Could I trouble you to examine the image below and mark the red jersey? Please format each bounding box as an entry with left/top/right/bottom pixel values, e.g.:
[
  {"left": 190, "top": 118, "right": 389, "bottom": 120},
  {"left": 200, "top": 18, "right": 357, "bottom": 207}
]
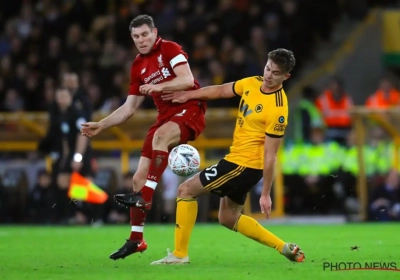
[{"left": 129, "top": 37, "right": 206, "bottom": 118}]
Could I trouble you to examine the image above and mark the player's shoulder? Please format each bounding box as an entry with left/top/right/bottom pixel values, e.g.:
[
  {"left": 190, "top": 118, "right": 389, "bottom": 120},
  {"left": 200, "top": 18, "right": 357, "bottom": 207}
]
[
  {"left": 131, "top": 54, "right": 142, "bottom": 65},
  {"left": 130, "top": 54, "right": 143, "bottom": 70},
  {"left": 160, "top": 39, "right": 185, "bottom": 56},
  {"left": 270, "top": 87, "right": 288, "bottom": 109},
  {"left": 160, "top": 39, "right": 182, "bottom": 49}
]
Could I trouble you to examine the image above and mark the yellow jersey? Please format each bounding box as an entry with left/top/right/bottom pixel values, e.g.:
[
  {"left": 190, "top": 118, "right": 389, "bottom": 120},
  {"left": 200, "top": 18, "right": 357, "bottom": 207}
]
[{"left": 224, "top": 76, "right": 289, "bottom": 169}]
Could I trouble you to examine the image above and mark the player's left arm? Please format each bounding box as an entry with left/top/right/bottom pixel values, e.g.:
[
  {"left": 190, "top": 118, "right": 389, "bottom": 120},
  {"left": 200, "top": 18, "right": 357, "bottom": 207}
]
[
  {"left": 261, "top": 110, "right": 288, "bottom": 197},
  {"left": 259, "top": 133, "right": 283, "bottom": 218},
  {"left": 158, "top": 63, "right": 195, "bottom": 92},
  {"left": 261, "top": 136, "right": 283, "bottom": 197}
]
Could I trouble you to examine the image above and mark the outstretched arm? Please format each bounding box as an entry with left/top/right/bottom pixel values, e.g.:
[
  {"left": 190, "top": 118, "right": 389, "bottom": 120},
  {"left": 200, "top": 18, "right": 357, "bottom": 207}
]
[
  {"left": 162, "top": 82, "right": 236, "bottom": 103},
  {"left": 81, "top": 95, "right": 144, "bottom": 137},
  {"left": 98, "top": 95, "right": 145, "bottom": 130}
]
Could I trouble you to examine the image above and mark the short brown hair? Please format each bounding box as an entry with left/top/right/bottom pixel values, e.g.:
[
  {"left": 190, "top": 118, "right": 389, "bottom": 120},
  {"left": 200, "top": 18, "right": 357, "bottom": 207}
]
[
  {"left": 268, "top": 48, "right": 296, "bottom": 73},
  {"left": 129, "top": 15, "right": 155, "bottom": 32}
]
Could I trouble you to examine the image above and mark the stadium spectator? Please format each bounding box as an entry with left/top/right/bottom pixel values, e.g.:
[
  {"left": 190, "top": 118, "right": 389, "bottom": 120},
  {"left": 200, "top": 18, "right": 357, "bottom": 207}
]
[
  {"left": 369, "top": 169, "right": 400, "bottom": 221},
  {"left": 106, "top": 172, "right": 133, "bottom": 224},
  {"left": 316, "top": 77, "right": 354, "bottom": 146},
  {"left": 365, "top": 76, "right": 400, "bottom": 108},
  {"left": 26, "top": 170, "right": 54, "bottom": 224},
  {"left": 294, "top": 86, "right": 325, "bottom": 144},
  {"left": 0, "top": 176, "right": 9, "bottom": 223}
]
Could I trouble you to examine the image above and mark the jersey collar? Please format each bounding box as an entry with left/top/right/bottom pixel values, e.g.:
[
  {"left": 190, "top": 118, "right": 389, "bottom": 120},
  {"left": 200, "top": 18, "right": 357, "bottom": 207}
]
[
  {"left": 152, "top": 36, "right": 162, "bottom": 50},
  {"left": 260, "top": 86, "right": 282, "bottom": 95}
]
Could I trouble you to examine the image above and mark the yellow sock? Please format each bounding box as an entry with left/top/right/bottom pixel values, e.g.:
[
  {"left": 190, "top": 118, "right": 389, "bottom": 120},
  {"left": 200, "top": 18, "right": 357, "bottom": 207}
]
[
  {"left": 234, "top": 215, "right": 285, "bottom": 253},
  {"left": 173, "top": 197, "right": 198, "bottom": 258}
]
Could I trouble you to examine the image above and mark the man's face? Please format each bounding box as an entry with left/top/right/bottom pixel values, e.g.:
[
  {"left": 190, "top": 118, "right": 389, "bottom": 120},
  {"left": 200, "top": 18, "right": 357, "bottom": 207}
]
[
  {"left": 131, "top": 24, "right": 157, "bottom": 55},
  {"left": 63, "top": 73, "right": 79, "bottom": 91},
  {"left": 56, "top": 89, "right": 72, "bottom": 110},
  {"left": 330, "top": 81, "right": 340, "bottom": 92},
  {"left": 263, "top": 59, "right": 290, "bottom": 90},
  {"left": 38, "top": 174, "right": 50, "bottom": 188},
  {"left": 380, "top": 78, "right": 392, "bottom": 92}
]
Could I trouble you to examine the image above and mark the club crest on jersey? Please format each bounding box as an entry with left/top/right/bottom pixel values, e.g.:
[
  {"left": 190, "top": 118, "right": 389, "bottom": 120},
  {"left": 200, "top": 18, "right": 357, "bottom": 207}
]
[
  {"left": 157, "top": 54, "right": 164, "bottom": 67},
  {"left": 255, "top": 104, "right": 263, "bottom": 113}
]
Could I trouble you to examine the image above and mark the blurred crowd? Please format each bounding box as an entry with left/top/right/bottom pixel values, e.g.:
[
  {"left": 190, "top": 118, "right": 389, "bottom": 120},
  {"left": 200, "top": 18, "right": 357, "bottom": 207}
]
[{"left": 0, "top": 0, "right": 368, "bottom": 111}]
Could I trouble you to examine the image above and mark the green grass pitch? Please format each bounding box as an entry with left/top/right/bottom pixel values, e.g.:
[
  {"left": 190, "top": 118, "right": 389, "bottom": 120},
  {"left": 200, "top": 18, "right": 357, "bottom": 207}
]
[{"left": 1, "top": 223, "right": 400, "bottom": 280}]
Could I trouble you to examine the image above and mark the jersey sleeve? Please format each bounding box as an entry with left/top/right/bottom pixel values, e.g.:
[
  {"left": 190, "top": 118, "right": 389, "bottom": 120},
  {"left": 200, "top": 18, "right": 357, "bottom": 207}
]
[
  {"left": 163, "top": 41, "right": 189, "bottom": 69},
  {"left": 128, "top": 61, "right": 144, "bottom": 96},
  {"left": 265, "top": 107, "right": 289, "bottom": 138},
  {"left": 232, "top": 78, "right": 251, "bottom": 96}
]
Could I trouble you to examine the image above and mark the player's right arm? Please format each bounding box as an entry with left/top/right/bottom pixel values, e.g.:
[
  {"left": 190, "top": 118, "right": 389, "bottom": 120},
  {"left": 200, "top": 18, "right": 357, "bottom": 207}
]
[
  {"left": 81, "top": 60, "right": 145, "bottom": 137},
  {"left": 99, "top": 95, "right": 144, "bottom": 130},
  {"left": 161, "top": 82, "right": 238, "bottom": 103},
  {"left": 81, "top": 95, "right": 144, "bottom": 137}
]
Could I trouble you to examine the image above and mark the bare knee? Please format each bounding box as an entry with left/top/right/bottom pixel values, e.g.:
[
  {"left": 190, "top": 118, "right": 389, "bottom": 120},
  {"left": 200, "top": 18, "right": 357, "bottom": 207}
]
[
  {"left": 153, "top": 129, "right": 167, "bottom": 147},
  {"left": 218, "top": 210, "right": 240, "bottom": 229},
  {"left": 132, "top": 173, "right": 146, "bottom": 192},
  {"left": 177, "top": 181, "right": 195, "bottom": 198},
  {"left": 176, "top": 173, "right": 206, "bottom": 199}
]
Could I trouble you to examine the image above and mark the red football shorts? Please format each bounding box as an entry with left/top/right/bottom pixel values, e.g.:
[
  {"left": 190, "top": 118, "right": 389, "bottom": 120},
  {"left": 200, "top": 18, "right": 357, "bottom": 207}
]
[{"left": 141, "top": 103, "right": 206, "bottom": 159}]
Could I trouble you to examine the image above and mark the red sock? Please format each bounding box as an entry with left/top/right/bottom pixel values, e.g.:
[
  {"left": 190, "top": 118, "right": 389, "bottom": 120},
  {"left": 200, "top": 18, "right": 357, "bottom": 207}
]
[
  {"left": 129, "top": 207, "right": 146, "bottom": 241},
  {"left": 141, "top": 150, "right": 169, "bottom": 203}
]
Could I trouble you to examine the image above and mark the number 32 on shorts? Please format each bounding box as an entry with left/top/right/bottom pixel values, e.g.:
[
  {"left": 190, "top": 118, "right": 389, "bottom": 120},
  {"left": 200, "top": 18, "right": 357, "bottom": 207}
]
[{"left": 204, "top": 164, "right": 218, "bottom": 180}]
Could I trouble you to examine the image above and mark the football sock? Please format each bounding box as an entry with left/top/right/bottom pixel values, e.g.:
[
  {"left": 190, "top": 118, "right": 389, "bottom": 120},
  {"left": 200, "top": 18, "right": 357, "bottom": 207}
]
[
  {"left": 234, "top": 214, "right": 285, "bottom": 253},
  {"left": 141, "top": 150, "right": 169, "bottom": 204},
  {"left": 173, "top": 198, "right": 198, "bottom": 258},
  {"left": 129, "top": 206, "right": 146, "bottom": 241}
]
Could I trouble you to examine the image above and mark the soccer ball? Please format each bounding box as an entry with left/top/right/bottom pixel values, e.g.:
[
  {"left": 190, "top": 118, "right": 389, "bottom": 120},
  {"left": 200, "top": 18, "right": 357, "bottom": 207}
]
[{"left": 168, "top": 144, "right": 200, "bottom": 177}]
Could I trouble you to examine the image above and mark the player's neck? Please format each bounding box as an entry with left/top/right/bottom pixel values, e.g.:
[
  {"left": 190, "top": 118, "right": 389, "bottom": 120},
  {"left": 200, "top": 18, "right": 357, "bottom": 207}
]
[{"left": 261, "top": 84, "right": 282, "bottom": 93}]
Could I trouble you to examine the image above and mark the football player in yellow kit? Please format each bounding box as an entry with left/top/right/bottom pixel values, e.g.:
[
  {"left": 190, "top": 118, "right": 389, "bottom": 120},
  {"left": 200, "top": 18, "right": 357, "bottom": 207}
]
[{"left": 152, "top": 48, "right": 305, "bottom": 265}]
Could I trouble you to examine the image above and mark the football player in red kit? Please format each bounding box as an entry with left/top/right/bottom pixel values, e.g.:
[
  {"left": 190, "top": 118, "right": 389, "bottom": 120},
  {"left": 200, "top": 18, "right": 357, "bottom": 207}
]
[{"left": 81, "top": 15, "right": 206, "bottom": 260}]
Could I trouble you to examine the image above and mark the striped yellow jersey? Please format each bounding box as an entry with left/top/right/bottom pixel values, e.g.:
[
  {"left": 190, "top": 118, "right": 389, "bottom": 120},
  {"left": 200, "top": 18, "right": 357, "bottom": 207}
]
[{"left": 224, "top": 76, "right": 289, "bottom": 169}]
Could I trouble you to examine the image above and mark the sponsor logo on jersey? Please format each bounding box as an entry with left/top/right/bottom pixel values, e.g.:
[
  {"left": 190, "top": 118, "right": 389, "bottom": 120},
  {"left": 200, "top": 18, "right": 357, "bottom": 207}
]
[
  {"left": 274, "top": 124, "right": 286, "bottom": 132},
  {"left": 144, "top": 70, "right": 160, "bottom": 83}
]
